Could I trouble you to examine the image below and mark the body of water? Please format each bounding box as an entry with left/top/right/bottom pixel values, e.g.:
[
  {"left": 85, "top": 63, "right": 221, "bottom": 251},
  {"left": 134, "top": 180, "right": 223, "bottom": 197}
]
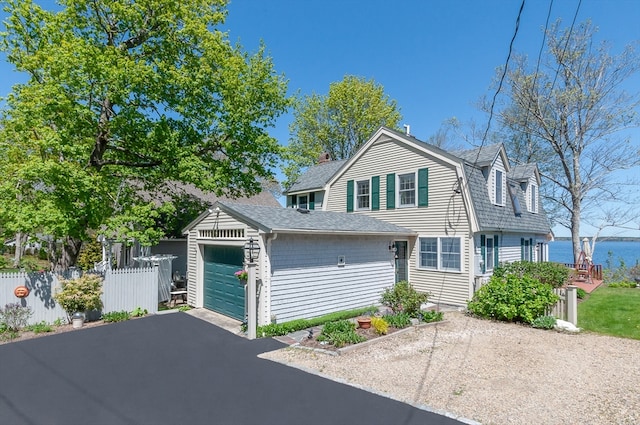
[{"left": 549, "top": 240, "right": 640, "bottom": 268}]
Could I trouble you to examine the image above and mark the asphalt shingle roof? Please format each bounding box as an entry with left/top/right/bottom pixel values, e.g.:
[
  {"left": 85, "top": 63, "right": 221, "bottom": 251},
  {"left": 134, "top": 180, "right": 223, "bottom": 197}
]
[
  {"left": 509, "top": 164, "right": 538, "bottom": 181},
  {"left": 287, "top": 160, "right": 347, "bottom": 193},
  {"left": 465, "top": 164, "right": 550, "bottom": 233},
  {"left": 452, "top": 144, "right": 503, "bottom": 166},
  {"left": 219, "top": 202, "right": 415, "bottom": 235}
]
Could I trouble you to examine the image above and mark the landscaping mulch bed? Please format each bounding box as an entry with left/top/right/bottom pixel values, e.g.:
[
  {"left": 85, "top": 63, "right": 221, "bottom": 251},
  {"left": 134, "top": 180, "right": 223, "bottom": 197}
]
[
  {"left": 0, "top": 319, "right": 108, "bottom": 346},
  {"left": 296, "top": 324, "right": 407, "bottom": 353}
]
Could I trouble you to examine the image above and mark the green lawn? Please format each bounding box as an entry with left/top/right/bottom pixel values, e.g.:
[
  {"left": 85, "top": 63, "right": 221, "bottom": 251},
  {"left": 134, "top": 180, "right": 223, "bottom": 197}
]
[{"left": 578, "top": 286, "right": 640, "bottom": 340}]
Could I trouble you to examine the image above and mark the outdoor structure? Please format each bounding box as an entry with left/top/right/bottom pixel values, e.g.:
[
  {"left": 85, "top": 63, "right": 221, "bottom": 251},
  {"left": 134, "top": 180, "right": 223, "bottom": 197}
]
[
  {"left": 285, "top": 126, "right": 552, "bottom": 307},
  {"left": 183, "top": 202, "right": 414, "bottom": 325}
]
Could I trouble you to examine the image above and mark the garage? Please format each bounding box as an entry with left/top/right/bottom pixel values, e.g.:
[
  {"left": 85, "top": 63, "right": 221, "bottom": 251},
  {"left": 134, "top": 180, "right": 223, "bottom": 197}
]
[{"left": 203, "top": 245, "right": 245, "bottom": 320}]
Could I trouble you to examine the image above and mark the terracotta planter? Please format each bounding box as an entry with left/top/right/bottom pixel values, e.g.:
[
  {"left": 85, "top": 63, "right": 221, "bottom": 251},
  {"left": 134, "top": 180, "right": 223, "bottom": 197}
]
[{"left": 357, "top": 317, "right": 372, "bottom": 329}]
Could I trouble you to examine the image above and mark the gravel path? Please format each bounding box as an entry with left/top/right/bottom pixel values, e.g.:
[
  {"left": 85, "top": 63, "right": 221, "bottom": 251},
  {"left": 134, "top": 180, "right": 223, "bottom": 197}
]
[{"left": 261, "top": 311, "right": 640, "bottom": 425}]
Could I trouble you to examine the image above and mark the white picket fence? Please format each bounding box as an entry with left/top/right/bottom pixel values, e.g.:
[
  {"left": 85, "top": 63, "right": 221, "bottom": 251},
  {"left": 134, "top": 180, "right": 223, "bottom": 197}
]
[
  {"left": 0, "top": 267, "right": 159, "bottom": 325},
  {"left": 547, "top": 286, "right": 578, "bottom": 325}
]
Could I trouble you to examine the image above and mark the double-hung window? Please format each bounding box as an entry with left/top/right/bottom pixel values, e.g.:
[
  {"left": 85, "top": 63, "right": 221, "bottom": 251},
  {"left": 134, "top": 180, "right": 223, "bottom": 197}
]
[
  {"left": 398, "top": 173, "right": 415, "bottom": 207},
  {"left": 530, "top": 184, "right": 538, "bottom": 213},
  {"left": 356, "top": 180, "right": 370, "bottom": 210},
  {"left": 485, "top": 237, "right": 494, "bottom": 272},
  {"left": 495, "top": 170, "right": 503, "bottom": 205},
  {"left": 419, "top": 236, "right": 462, "bottom": 272}
]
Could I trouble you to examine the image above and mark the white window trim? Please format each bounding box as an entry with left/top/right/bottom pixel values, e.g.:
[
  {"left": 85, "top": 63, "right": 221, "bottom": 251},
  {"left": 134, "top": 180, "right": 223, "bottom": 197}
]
[
  {"left": 485, "top": 236, "right": 494, "bottom": 272},
  {"left": 529, "top": 184, "right": 538, "bottom": 213},
  {"left": 356, "top": 179, "right": 371, "bottom": 211},
  {"left": 397, "top": 171, "right": 417, "bottom": 208},
  {"left": 417, "top": 235, "right": 463, "bottom": 273},
  {"left": 297, "top": 194, "right": 308, "bottom": 209}
]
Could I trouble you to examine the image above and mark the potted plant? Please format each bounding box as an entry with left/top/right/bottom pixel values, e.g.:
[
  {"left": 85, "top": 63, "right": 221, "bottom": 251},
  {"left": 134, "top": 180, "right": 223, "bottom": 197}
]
[
  {"left": 234, "top": 269, "right": 248, "bottom": 285},
  {"left": 54, "top": 274, "right": 104, "bottom": 326},
  {"left": 357, "top": 316, "right": 372, "bottom": 329}
]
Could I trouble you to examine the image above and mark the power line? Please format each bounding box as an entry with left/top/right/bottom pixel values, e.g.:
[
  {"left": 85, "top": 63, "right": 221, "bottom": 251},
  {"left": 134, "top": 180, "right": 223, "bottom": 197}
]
[{"left": 475, "top": 0, "right": 526, "bottom": 165}]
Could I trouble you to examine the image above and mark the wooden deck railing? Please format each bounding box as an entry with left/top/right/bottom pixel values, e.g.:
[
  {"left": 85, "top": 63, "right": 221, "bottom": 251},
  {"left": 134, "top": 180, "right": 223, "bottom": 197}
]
[{"left": 562, "top": 263, "right": 603, "bottom": 281}]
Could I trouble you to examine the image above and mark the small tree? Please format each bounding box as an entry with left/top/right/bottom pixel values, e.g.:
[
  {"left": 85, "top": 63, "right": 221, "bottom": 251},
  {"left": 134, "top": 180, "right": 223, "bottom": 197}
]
[{"left": 54, "top": 274, "right": 103, "bottom": 319}]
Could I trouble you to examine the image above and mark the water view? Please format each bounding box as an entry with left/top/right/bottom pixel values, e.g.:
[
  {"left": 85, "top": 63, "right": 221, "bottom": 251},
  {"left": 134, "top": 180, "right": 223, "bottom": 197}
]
[{"left": 549, "top": 239, "right": 640, "bottom": 268}]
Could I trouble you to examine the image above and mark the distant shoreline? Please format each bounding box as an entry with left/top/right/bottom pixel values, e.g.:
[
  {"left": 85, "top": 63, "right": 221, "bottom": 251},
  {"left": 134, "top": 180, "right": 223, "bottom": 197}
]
[{"left": 553, "top": 237, "right": 640, "bottom": 242}]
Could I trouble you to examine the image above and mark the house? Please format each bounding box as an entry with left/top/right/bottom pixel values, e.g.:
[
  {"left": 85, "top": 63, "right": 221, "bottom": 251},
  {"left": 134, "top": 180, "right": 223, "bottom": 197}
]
[
  {"left": 110, "top": 181, "right": 281, "bottom": 276},
  {"left": 284, "top": 126, "right": 552, "bottom": 307},
  {"left": 183, "top": 201, "right": 414, "bottom": 324}
]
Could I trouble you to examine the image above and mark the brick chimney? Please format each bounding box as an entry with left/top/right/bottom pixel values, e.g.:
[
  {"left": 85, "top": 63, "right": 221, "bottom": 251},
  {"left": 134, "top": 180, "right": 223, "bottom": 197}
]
[{"left": 318, "top": 152, "right": 331, "bottom": 164}]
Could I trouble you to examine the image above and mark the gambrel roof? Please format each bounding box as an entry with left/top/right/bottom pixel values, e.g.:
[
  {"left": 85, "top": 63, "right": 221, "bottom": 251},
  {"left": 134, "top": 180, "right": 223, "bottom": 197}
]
[{"left": 285, "top": 126, "right": 551, "bottom": 236}]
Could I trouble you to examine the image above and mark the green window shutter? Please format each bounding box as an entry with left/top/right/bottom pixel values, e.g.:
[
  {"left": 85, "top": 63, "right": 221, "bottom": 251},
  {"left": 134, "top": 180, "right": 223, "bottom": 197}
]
[
  {"left": 346, "top": 180, "right": 354, "bottom": 212},
  {"left": 309, "top": 192, "right": 315, "bottom": 210},
  {"left": 530, "top": 238, "right": 534, "bottom": 261},
  {"left": 480, "top": 235, "right": 486, "bottom": 274},
  {"left": 418, "top": 168, "right": 429, "bottom": 207},
  {"left": 521, "top": 238, "right": 525, "bottom": 260},
  {"left": 386, "top": 174, "right": 395, "bottom": 209},
  {"left": 494, "top": 235, "right": 499, "bottom": 269},
  {"left": 371, "top": 176, "right": 380, "bottom": 211}
]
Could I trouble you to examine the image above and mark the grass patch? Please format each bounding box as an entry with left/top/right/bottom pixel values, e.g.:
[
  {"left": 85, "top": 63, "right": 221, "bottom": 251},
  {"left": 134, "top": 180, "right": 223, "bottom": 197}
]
[{"left": 578, "top": 286, "right": 640, "bottom": 340}]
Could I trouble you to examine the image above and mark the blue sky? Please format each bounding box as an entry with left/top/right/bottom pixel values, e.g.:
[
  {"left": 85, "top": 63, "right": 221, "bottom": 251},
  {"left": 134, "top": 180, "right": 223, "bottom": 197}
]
[{"left": 1, "top": 1, "right": 639, "bottom": 237}]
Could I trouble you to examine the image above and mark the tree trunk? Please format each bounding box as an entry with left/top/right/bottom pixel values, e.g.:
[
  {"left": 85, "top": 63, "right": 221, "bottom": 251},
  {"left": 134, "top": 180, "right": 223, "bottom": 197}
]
[
  {"left": 59, "top": 237, "right": 83, "bottom": 270},
  {"left": 12, "top": 232, "right": 27, "bottom": 268},
  {"left": 571, "top": 203, "right": 581, "bottom": 264}
]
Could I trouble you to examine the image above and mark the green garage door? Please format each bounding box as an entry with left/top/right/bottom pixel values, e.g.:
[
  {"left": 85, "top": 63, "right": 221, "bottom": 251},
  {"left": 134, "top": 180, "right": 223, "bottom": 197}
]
[{"left": 203, "top": 246, "right": 245, "bottom": 320}]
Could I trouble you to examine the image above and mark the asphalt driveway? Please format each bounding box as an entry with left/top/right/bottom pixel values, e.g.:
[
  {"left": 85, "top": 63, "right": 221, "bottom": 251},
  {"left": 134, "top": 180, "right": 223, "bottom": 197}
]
[{"left": 0, "top": 312, "right": 463, "bottom": 425}]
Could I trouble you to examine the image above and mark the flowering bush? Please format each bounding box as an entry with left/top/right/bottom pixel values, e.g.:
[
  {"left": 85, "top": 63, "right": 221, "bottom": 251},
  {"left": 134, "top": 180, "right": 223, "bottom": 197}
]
[
  {"left": 0, "top": 303, "right": 33, "bottom": 331},
  {"left": 54, "top": 274, "right": 103, "bottom": 318},
  {"left": 234, "top": 269, "right": 248, "bottom": 280}
]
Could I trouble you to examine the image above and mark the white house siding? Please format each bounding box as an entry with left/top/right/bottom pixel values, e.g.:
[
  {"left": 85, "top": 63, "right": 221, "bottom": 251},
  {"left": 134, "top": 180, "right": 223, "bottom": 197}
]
[
  {"left": 269, "top": 234, "right": 395, "bottom": 323},
  {"left": 325, "top": 136, "right": 474, "bottom": 306}
]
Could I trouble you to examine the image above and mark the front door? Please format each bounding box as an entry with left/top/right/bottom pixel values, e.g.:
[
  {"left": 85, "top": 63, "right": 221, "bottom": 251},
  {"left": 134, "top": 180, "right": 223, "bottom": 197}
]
[{"left": 394, "top": 241, "right": 408, "bottom": 283}]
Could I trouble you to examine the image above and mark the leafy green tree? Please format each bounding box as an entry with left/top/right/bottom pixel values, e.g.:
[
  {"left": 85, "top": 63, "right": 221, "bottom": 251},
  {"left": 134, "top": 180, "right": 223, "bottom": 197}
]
[
  {"left": 284, "top": 75, "right": 401, "bottom": 187},
  {"left": 0, "top": 0, "right": 289, "bottom": 269},
  {"left": 492, "top": 20, "right": 640, "bottom": 262}
]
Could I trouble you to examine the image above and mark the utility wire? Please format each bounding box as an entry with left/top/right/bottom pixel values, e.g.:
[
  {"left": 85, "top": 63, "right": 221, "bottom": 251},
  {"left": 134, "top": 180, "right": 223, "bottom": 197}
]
[{"left": 475, "top": 0, "right": 526, "bottom": 166}]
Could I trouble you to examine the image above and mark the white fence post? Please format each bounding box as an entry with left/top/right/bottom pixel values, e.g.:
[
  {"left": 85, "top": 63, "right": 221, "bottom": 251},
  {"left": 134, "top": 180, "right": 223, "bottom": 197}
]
[{"left": 566, "top": 285, "right": 578, "bottom": 326}]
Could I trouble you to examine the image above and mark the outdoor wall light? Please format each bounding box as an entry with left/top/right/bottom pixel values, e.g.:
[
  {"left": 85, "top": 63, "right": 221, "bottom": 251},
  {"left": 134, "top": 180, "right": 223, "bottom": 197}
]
[
  {"left": 388, "top": 243, "right": 397, "bottom": 253},
  {"left": 244, "top": 237, "right": 260, "bottom": 263}
]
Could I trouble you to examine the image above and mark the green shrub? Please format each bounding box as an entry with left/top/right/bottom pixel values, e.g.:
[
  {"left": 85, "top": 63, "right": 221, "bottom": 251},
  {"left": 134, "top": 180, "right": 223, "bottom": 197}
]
[
  {"left": 76, "top": 239, "right": 104, "bottom": 271},
  {"left": 54, "top": 274, "right": 103, "bottom": 317},
  {"left": 177, "top": 305, "right": 192, "bottom": 312},
  {"left": 380, "top": 281, "right": 428, "bottom": 317},
  {"left": 532, "top": 315, "right": 557, "bottom": 329},
  {"left": 607, "top": 281, "right": 638, "bottom": 288},
  {"left": 316, "top": 320, "right": 365, "bottom": 348},
  {"left": 37, "top": 247, "right": 48, "bottom": 260},
  {"left": 576, "top": 288, "right": 587, "bottom": 299},
  {"left": 493, "top": 261, "right": 570, "bottom": 288},
  {"left": 102, "top": 311, "right": 131, "bottom": 322},
  {"left": 256, "top": 306, "right": 376, "bottom": 337},
  {"left": 371, "top": 317, "right": 389, "bottom": 335},
  {"left": 383, "top": 312, "right": 412, "bottom": 328},
  {"left": 26, "top": 321, "right": 54, "bottom": 334},
  {"left": 19, "top": 257, "right": 39, "bottom": 272},
  {"left": 131, "top": 307, "right": 148, "bottom": 317},
  {"left": 0, "top": 255, "right": 8, "bottom": 269},
  {"left": 420, "top": 310, "right": 444, "bottom": 323},
  {"left": 467, "top": 274, "right": 559, "bottom": 324},
  {"left": 0, "top": 303, "right": 33, "bottom": 331}
]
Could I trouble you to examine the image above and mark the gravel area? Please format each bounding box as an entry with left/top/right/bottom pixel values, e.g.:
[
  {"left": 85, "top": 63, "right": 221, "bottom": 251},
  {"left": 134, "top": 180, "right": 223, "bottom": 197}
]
[{"left": 261, "top": 311, "right": 640, "bottom": 425}]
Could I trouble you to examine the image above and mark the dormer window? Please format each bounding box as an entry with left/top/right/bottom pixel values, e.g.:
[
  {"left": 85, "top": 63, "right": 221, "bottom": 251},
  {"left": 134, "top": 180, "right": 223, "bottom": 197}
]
[
  {"left": 529, "top": 184, "right": 538, "bottom": 213},
  {"left": 495, "top": 170, "right": 504, "bottom": 205}
]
